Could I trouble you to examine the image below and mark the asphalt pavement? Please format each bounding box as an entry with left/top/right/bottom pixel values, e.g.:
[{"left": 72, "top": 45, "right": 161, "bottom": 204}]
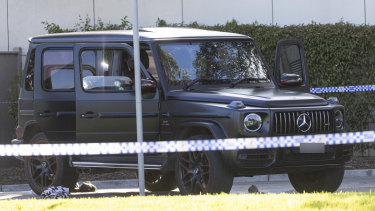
[{"left": 1, "top": 169, "right": 375, "bottom": 200}]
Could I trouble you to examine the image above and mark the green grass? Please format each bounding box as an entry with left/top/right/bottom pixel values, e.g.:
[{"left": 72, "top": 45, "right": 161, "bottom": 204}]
[{"left": 1, "top": 192, "right": 374, "bottom": 211}]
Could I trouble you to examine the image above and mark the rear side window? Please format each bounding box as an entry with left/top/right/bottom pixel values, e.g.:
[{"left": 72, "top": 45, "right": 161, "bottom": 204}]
[
  {"left": 25, "top": 49, "right": 35, "bottom": 91},
  {"left": 42, "top": 49, "right": 74, "bottom": 90}
]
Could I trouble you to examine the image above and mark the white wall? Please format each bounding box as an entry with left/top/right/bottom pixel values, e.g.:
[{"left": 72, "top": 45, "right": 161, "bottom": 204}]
[
  {"left": 0, "top": 0, "right": 8, "bottom": 51},
  {"left": 183, "top": 0, "right": 272, "bottom": 25},
  {"left": 93, "top": 0, "right": 131, "bottom": 27},
  {"left": 367, "top": 0, "right": 375, "bottom": 25},
  {"left": 1, "top": 0, "right": 374, "bottom": 63},
  {"left": 139, "top": 0, "right": 182, "bottom": 26},
  {"left": 7, "top": 0, "right": 93, "bottom": 58},
  {"left": 274, "top": 0, "right": 365, "bottom": 26}
]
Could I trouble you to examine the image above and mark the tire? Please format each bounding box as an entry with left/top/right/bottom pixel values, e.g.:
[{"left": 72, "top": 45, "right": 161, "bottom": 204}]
[
  {"left": 288, "top": 167, "right": 344, "bottom": 193},
  {"left": 24, "top": 133, "right": 79, "bottom": 195},
  {"left": 175, "top": 135, "right": 233, "bottom": 195},
  {"left": 145, "top": 171, "right": 177, "bottom": 192}
]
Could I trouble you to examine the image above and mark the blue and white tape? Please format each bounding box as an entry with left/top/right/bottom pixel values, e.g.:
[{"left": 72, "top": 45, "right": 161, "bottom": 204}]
[
  {"left": 310, "top": 85, "right": 375, "bottom": 94},
  {"left": 0, "top": 131, "right": 373, "bottom": 157},
  {"left": 1, "top": 84, "right": 374, "bottom": 157}
]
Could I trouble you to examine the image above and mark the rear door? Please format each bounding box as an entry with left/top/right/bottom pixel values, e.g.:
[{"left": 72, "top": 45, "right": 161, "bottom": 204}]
[
  {"left": 273, "top": 40, "right": 309, "bottom": 93},
  {"left": 33, "top": 44, "right": 75, "bottom": 142},
  {"left": 74, "top": 43, "right": 159, "bottom": 143}
]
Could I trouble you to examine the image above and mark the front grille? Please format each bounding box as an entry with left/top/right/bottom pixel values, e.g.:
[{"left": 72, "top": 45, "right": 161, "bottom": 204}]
[{"left": 273, "top": 110, "right": 333, "bottom": 135}]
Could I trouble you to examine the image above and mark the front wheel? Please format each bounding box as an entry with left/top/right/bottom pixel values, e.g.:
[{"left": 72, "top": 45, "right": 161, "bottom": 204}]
[
  {"left": 288, "top": 167, "right": 344, "bottom": 193},
  {"left": 24, "top": 133, "right": 79, "bottom": 195},
  {"left": 175, "top": 135, "right": 233, "bottom": 195}
]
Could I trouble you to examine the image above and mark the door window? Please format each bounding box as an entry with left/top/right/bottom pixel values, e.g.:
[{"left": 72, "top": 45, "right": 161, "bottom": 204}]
[
  {"left": 80, "top": 49, "right": 138, "bottom": 92},
  {"left": 42, "top": 49, "right": 74, "bottom": 90}
]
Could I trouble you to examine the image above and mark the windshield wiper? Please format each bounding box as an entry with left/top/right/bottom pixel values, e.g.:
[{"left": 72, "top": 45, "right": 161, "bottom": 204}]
[
  {"left": 230, "top": 77, "right": 268, "bottom": 88},
  {"left": 183, "top": 78, "right": 203, "bottom": 91}
]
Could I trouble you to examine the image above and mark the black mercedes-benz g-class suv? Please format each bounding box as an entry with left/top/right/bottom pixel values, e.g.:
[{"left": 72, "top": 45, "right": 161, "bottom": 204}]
[{"left": 12, "top": 28, "right": 352, "bottom": 195}]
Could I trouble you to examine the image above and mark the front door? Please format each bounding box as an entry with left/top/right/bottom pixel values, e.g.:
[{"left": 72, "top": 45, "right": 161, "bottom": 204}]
[{"left": 74, "top": 43, "right": 159, "bottom": 143}]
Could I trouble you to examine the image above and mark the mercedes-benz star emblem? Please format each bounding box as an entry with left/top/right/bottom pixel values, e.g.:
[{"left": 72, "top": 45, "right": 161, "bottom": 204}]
[{"left": 296, "top": 113, "right": 312, "bottom": 132}]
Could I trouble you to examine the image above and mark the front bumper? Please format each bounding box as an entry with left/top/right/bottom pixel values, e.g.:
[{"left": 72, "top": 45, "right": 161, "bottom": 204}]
[{"left": 222, "top": 144, "right": 353, "bottom": 176}]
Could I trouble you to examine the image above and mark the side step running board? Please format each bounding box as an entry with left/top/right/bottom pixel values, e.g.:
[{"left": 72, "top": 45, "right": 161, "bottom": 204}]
[{"left": 71, "top": 161, "right": 162, "bottom": 170}]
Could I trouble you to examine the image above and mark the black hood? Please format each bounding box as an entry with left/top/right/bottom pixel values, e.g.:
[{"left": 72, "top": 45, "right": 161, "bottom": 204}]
[{"left": 167, "top": 88, "right": 328, "bottom": 108}]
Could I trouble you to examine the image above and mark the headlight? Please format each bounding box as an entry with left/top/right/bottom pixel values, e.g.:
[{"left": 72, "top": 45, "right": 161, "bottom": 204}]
[
  {"left": 335, "top": 110, "right": 344, "bottom": 130},
  {"left": 244, "top": 113, "right": 262, "bottom": 132}
]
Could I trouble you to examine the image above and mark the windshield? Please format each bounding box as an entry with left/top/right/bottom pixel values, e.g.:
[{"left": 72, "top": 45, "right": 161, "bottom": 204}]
[{"left": 157, "top": 40, "right": 272, "bottom": 89}]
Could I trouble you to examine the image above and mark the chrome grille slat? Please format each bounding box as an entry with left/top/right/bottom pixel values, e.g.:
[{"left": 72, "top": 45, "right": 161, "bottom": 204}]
[
  {"left": 284, "top": 113, "right": 287, "bottom": 134},
  {"left": 279, "top": 113, "right": 282, "bottom": 134},
  {"left": 273, "top": 110, "right": 333, "bottom": 135},
  {"left": 274, "top": 113, "right": 278, "bottom": 134}
]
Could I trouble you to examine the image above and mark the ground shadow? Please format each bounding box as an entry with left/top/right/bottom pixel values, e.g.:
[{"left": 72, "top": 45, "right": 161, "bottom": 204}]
[{"left": 71, "top": 190, "right": 181, "bottom": 198}]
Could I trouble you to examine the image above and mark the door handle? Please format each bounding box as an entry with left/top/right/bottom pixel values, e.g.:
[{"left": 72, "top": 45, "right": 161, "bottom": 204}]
[
  {"left": 39, "top": 112, "right": 55, "bottom": 118},
  {"left": 80, "top": 113, "right": 98, "bottom": 119}
]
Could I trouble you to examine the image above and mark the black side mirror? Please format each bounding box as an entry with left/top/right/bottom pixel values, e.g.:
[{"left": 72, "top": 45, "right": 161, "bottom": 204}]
[
  {"left": 141, "top": 79, "right": 157, "bottom": 99},
  {"left": 280, "top": 73, "right": 302, "bottom": 86}
]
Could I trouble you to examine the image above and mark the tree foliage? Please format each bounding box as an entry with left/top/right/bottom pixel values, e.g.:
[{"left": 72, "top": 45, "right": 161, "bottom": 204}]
[{"left": 42, "top": 15, "right": 132, "bottom": 34}]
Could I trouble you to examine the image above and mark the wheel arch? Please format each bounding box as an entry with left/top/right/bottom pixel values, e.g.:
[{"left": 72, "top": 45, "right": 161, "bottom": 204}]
[
  {"left": 162, "top": 121, "right": 228, "bottom": 173},
  {"left": 22, "top": 121, "right": 42, "bottom": 143},
  {"left": 175, "top": 121, "right": 228, "bottom": 140}
]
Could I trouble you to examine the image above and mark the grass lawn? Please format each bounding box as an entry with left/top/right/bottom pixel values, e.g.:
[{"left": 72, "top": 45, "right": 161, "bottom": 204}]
[{"left": 1, "top": 192, "right": 374, "bottom": 211}]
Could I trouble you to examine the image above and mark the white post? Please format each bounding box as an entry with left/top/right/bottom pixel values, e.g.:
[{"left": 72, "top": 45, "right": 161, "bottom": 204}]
[{"left": 132, "top": 0, "right": 145, "bottom": 196}]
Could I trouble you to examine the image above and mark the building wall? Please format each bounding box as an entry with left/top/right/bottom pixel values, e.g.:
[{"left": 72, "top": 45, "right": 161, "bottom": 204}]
[
  {"left": 0, "top": 0, "right": 8, "bottom": 51},
  {"left": 1, "top": 0, "right": 374, "bottom": 62}
]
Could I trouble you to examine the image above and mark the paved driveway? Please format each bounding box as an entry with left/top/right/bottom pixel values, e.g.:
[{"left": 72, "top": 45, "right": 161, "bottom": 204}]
[{"left": 1, "top": 170, "right": 375, "bottom": 200}]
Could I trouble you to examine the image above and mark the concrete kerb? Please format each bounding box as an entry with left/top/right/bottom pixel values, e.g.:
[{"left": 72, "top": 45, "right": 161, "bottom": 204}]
[{"left": 1, "top": 169, "right": 374, "bottom": 193}]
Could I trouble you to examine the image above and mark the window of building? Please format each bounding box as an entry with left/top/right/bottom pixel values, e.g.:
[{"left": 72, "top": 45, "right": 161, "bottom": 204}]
[{"left": 42, "top": 49, "right": 74, "bottom": 90}]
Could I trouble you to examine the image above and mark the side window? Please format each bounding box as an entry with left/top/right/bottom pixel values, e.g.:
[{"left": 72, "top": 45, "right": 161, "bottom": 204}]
[
  {"left": 142, "top": 49, "right": 158, "bottom": 81},
  {"left": 81, "top": 49, "right": 138, "bottom": 92},
  {"left": 25, "top": 49, "right": 35, "bottom": 91},
  {"left": 42, "top": 49, "right": 74, "bottom": 90}
]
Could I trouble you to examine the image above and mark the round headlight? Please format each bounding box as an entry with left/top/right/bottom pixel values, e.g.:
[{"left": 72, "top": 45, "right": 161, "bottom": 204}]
[
  {"left": 244, "top": 113, "right": 262, "bottom": 132},
  {"left": 335, "top": 110, "right": 344, "bottom": 130}
]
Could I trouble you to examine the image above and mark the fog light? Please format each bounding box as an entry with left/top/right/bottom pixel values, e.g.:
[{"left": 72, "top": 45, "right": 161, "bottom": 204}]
[{"left": 244, "top": 113, "right": 262, "bottom": 132}]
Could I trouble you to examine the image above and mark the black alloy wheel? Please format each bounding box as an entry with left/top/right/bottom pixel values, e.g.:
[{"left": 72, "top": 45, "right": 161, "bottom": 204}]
[
  {"left": 24, "top": 133, "right": 78, "bottom": 195},
  {"left": 27, "top": 155, "right": 58, "bottom": 189},
  {"left": 177, "top": 151, "right": 211, "bottom": 194},
  {"left": 175, "top": 135, "right": 233, "bottom": 195}
]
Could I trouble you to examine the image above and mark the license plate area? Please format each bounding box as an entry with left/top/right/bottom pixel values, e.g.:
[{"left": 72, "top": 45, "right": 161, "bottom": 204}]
[{"left": 299, "top": 143, "right": 325, "bottom": 153}]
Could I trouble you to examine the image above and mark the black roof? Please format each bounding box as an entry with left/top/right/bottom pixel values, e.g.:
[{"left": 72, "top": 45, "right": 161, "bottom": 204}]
[{"left": 29, "top": 27, "right": 251, "bottom": 43}]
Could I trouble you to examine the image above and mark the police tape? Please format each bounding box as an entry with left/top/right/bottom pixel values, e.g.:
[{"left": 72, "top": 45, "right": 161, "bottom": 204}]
[
  {"left": 0, "top": 130, "right": 373, "bottom": 156},
  {"left": 310, "top": 85, "right": 375, "bottom": 94}
]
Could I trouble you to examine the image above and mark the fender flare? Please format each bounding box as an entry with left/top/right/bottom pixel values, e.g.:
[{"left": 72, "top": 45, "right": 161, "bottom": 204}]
[{"left": 175, "top": 121, "right": 228, "bottom": 140}]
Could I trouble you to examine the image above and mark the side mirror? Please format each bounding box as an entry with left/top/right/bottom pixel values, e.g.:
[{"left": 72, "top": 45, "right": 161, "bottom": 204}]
[
  {"left": 141, "top": 79, "right": 157, "bottom": 99},
  {"left": 274, "top": 40, "right": 309, "bottom": 92},
  {"left": 280, "top": 73, "right": 302, "bottom": 86}
]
